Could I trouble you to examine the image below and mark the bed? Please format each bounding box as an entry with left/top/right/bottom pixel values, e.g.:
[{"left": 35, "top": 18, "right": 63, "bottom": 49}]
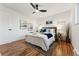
[{"left": 25, "top": 27, "right": 57, "bottom": 51}]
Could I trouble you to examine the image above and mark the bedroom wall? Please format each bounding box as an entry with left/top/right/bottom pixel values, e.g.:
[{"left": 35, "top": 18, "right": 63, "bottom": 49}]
[
  {"left": 52, "top": 10, "right": 71, "bottom": 31},
  {"left": 35, "top": 11, "right": 71, "bottom": 38},
  {"left": 70, "top": 4, "right": 79, "bottom": 55},
  {"left": 35, "top": 10, "right": 71, "bottom": 27},
  {"left": 0, "top": 5, "right": 31, "bottom": 45},
  {"left": 53, "top": 11, "right": 71, "bottom": 25},
  {"left": 52, "top": 11, "right": 71, "bottom": 39}
]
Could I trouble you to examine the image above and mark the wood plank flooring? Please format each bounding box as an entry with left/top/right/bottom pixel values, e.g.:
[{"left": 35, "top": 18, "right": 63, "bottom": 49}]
[
  {"left": 49, "top": 40, "right": 74, "bottom": 56},
  {"left": 0, "top": 39, "right": 74, "bottom": 56}
]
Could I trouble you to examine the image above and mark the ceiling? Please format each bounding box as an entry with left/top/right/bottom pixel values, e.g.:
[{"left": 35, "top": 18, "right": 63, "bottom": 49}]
[{"left": 0, "top": 3, "right": 74, "bottom": 19}]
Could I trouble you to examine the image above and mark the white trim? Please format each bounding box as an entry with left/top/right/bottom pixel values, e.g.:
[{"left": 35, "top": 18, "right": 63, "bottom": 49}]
[
  {"left": 71, "top": 40, "right": 79, "bottom": 55},
  {"left": 73, "top": 47, "right": 79, "bottom": 56}
]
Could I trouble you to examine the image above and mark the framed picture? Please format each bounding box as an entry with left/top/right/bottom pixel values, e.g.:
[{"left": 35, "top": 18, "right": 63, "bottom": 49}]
[
  {"left": 46, "top": 21, "right": 52, "bottom": 24},
  {"left": 19, "top": 19, "right": 33, "bottom": 32},
  {"left": 27, "top": 23, "right": 33, "bottom": 31},
  {"left": 20, "top": 20, "right": 27, "bottom": 30}
]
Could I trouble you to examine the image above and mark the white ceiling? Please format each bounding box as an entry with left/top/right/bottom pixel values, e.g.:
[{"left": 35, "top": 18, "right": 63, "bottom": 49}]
[{"left": 0, "top": 3, "right": 74, "bottom": 19}]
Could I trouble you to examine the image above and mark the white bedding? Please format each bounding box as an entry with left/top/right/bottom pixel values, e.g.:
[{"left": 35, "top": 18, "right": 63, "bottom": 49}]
[{"left": 25, "top": 33, "right": 55, "bottom": 51}]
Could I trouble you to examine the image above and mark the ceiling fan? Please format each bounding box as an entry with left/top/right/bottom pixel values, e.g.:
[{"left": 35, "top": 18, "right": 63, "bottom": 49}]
[{"left": 30, "top": 3, "right": 47, "bottom": 14}]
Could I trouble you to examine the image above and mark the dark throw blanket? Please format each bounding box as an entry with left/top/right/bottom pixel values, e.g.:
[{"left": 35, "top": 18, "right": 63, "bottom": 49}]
[{"left": 44, "top": 33, "right": 53, "bottom": 39}]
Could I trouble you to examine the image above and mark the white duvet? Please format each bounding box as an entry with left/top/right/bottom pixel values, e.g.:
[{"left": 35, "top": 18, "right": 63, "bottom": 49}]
[{"left": 25, "top": 33, "right": 55, "bottom": 51}]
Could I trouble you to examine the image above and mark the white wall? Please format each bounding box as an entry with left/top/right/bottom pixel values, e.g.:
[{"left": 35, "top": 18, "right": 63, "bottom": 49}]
[
  {"left": 35, "top": 11, "right": 71, "bottom": 37},
  {"left": 53, "top": 11, "right": 71, "bottom": 24},
  {"left": 53, "top": 11, "right": 71, "bottom": 40},
  {"left": 0, "top": 5, "right": 29, "bottom": 45},
  {"left": 35, "top": 11, "right": 71, "bottom": 27},
  {"left": 70, "top": 4, "right": 79, "bottom": 55}
]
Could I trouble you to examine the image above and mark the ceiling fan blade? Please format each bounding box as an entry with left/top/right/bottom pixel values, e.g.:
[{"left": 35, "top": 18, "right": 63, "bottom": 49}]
[
  {"left": 30, "top": 3, "right": 47, "bottom": 14},
  {"left": 32, "top": 12, "right": 36, "bottom": 14},
  {"left": 36, "top": 4, "right": 38, "bottom": 10},
  {"left": 30, "top": 3, "right": 36, "bottom": 9},
  {"left": 39, "top": 10, "right": 47, "bottom": 12}
]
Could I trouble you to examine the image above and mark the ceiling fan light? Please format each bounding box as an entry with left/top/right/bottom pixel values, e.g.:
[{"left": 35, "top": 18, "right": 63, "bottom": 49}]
[{"left": 35, "top": 9, "right": 39, "bottom": 13}]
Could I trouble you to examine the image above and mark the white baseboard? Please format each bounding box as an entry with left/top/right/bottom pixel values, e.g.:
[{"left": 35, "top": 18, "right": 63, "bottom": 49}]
[
  {"left": 71, "top": 41, "right": 79, "bottom": 56},
  {"left": 73, "top": 46, "right": 79, "bottom": 56}
]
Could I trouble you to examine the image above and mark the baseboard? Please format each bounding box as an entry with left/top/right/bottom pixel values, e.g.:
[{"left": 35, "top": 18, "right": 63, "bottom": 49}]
[
  {"left": 73, "top": 46, "right": 79, "bottom": 56},
  {"left": 71, "top": 41, "right": 79, "bottom": 56}
]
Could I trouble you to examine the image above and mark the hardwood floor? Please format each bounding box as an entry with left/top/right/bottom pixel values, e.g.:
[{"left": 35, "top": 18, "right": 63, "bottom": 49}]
[
  {"left": 49, "top": 40, "right": 74, "bottom": 56},
  {"left": 0, "top": 39, "right": 74, "bottom": 56}
]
